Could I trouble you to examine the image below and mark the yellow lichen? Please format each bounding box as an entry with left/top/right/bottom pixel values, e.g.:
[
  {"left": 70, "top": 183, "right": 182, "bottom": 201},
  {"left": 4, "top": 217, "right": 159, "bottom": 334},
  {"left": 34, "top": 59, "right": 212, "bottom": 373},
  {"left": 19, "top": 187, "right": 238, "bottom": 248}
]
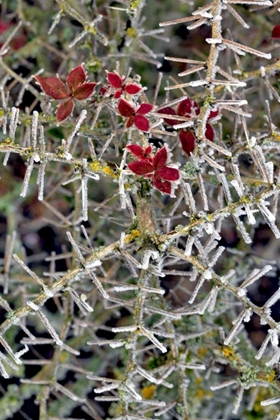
[
  {"left": 221, "top": 345, "right": 235, "bottom": 360},
  {"left": 126, "top": 27, "right": 137, "bottom": 38},
  {"left": 265, "top": 370, "right": 276, "bottom": 383},
  {"left": 103, "top": 165, "right": 118, "bottom": 178},
  {"left": 142, "top": 384, "right": 156, "bottom": 399},
  {"left": 89, "top": 160, "right": 118, "bottom": 179},
  {"left": 197, "top": 347, "right": 208, "bottom": 357},
  {"left": 125, "top": 229, "right": 140, "bottom": 243}
]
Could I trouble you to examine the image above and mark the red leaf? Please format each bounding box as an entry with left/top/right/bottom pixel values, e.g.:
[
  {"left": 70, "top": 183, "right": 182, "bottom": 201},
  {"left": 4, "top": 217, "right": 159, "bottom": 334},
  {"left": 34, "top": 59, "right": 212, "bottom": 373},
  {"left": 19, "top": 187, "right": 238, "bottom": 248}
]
[
  {"left": 153, "top": 147, "right": 167, "bottom": 170},
  {"left": 157, "top": 107, "right": 177, "bottom": 126},
  {"left": 128, "top": 160, "right": 154, "bottom": 175},
  {"left": 66, "top": 65, "right": 86, "bottom": 92},
  {"left": 179, "top": 129, "right": 196, "bottom": 155},
  {"left": 137, "top": 103, "right": 153, "bottom": 115},
  {"left": 11, "top": 33, "right": 27, "bottom": 50},
  {"left": 114, "top": 89, "right": 123, "bottom": 99},
  {"left": 125, "top": 84, "right": 142, "bottom": 94},
  {"left": 178, "top": 98, "right": 199, "bottom": 116},
  {"left": 118, "top": 98, "right": 135, "bottom": 117},
  {"left": 272, "top": 25, "right": 280, "bottom": 39},
  {"left": 158, "top": 167, "right": 179, "bottom": 181},
  {"left": 107, "top": 72, "right": 123, "bottom": 88},
  {"left": 126, "top": 116, "right": 134, "bottom": 128},
  {"left": 127, "top": 144, "right": 145, "bottom": 157},
  {"left": 153, "top": 175, "right": 171, "bottom": 194},
  {"left": 134, "top": 115, "right": 150, "bottom": 132},
  {"left": 56, "top": 98, "right": 74, "bottom": 122},
  {"left": 208, "top": 108, "right": 219, "bottom": 120},
  {"left": 73, "top": 82, "right": 97, "bottom": 100},
  {"left": 177, "top": 98, "right": 192, "bottom": 116},
  {"left": 144, "top": 145, "right": 152, "bottom": 156},
  {"left": 0, "top": 20, "right": 12, "bottom": 35},
  {"left": 126, "top": 145, "right": 147, "bottom": 158},
  {"left": 205, "top": 123, "right": 214, "bottom": 141},
  {"left": 35, "top": 76, "right": 70, "bottom": 100}
]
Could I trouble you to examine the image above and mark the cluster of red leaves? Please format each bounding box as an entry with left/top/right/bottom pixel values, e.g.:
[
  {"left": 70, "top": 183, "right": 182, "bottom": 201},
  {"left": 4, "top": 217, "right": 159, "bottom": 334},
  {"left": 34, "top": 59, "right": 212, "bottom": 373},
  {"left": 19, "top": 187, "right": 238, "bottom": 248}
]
[
  {"left": 35, "top": 67, "right": 153, "bottom": 130},
  {"left": 106, "top": 71, "right": 142, "bottom": 99},
  {"left": 127, "top": 144, "right": 179, "bottom": 194},
  {"left": 159, "top": 97, "right": 218, "bottom": 155},
  {"left": 118, "top": 99, "right": 153, "bottom": 132},
  {"left": 0, "top": 19, "right": 26, "bottom": 52},
  {"left": 35, "top": 65, "right": 97, "bottom": 122},
  {"left": 102, "top": 72, "right": 152, "bottom": 131}
]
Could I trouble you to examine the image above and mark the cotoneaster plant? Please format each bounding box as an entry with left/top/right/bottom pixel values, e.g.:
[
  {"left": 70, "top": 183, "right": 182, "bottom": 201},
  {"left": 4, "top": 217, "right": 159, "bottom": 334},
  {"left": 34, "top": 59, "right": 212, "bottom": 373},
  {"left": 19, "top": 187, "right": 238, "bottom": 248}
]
[{"left": 0, "top": 1, "right": 280, "bottom": 420}]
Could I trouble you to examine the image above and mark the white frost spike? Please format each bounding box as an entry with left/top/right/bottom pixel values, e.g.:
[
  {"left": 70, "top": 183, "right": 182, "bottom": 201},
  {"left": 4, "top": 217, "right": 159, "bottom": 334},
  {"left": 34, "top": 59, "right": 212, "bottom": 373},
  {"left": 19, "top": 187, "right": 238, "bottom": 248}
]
[
  {"left": 185, "top": 235, "right": 194, "bottom": 256},
  {"left": 210, "top": 379, "right": 236, "bottom": 391},
  {"left": 15, "top": 344, "right": 29, "bottom": 359},
  {"left": 231, "top": 180, "right": 243, "bottom": 197},
  {"left": 255, "top": 334, "right": 270, "bottom": 360},
  {"left": 20, "top": 157, "right": 34, "bottom": 197},
  {"left": 86, "top": 259, "right": 101, "bottom": 269},
  {"left": 31, "top": 110, "right": 38, "bottom": 149},
  {"left": 94, "top": 382, "right": 120, "bottom": 394},
  {"left": 261, "top": 396, "right": 280, "bottom": 407},
  {"left": 37, "top": 310, "right": 63, "bottom": 346},
  {"left": 232, "top": 214, "right": 252, "bottom": 244},
  {"left": 258, "top": 201, "right": 280, "bottom": 239},
  {"left": 142, "top": 250, "right": 152, "bottom": 269},
  {"left": 27, "top": 301, "right": 39, "bottom": 311},
  {"left": 240, "top": 265, "right": 272, "bottom": 289},
  {"left": 141, "top": 327, "right": 167, "bottom": 353},
  {"left": 232, "top": 387, "right": 244, "bottom": 415},
  {"left": 219, "top": 173, "right": 232, "bottom": 202},
  {"left": 112, "top": 326, "right": 137, "bottom": 333},
  {"left": 224, "top": 310, "right": 245, "bottom": 345},
  {"left": 266, "top": 348, "right": 280, "bottom": 367},
  {"left": 64, "top": 109, "right": 87, "bottom": 153},
  {"left": 9, "top": 107, "right": 20, "bottom": 141},
  {"left": 244, "top": 309, "right": 251, "bottom": 323},
  {"left": 268, "top": 329, "right": 279, "bottom": 347},
  {"left": 264, "top": 288, "right": 280, "bottom": 309}
]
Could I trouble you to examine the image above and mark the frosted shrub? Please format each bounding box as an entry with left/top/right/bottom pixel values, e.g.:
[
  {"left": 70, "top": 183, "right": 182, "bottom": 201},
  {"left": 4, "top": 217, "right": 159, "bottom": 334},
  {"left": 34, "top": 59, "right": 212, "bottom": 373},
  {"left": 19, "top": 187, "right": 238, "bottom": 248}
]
[{"left": 0, "top": 0, "right": 280, "bottom": 419}]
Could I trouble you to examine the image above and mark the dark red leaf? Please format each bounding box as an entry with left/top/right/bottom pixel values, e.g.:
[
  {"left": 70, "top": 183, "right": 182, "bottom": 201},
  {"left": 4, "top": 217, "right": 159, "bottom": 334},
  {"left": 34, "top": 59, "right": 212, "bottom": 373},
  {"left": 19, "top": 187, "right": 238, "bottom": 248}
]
[
  {"left": 272, "top": 25, "right": 280, "bottom": 39},
  {"left": 144, "top": 145, "right": 152, "bottom": 156},
  {"left": 158, "top": 167, "right": 179, "bottom": 181},
  {"left": 11, "top": 33, "right": 27, "bottom": 50},
  {"left": 153, "top": 147, "right": 168, "bottom": 170},
  {"left": 118, "top": 98, "right": 135, "bottom": 117},
  {"left": 114, "top": 89, "right": 123, "bottom": 99},
  {"left": 128, "top": 160, "right": 154, "bottom": 175},
  {"left": 178, "top": 98, "right": 200, "bottom": 116},
  {"left": 125, "top": 84, "right": 142, "bottom": 95},
  {"left": 134, "top": 115, "right": 150, "bottom": 132},
  {"left": 66, "top": 65, "right": 86, "bottom": 92},
  {"left": 126, "top": 116, "right": 134, "bottom": 128},
  {"left": 177, "top": 98, "right": 193, "bottom": 116},
  {"left": 208, "top": 108, "right": 219, "bottom": 120},
  {"left": 127, "top": 144, "right": 146, "bottom": 158},
  {"left": 205, "top": 123, "right": 214, "bottom": 141},
  {"left": 137, "top": 103, "right": 153, "bottom": 115},
  {"left": 35, "top": 76, "right": 70, "bottom": 100},
  {"left": 153, "top": 175, "right": 171, "bottom": 194},
  {"left": 0, "top": 20, "right": 12, "bottom": 35},
  {"left": 73, "top": 82, "right": 97, "bottom": 100},
  {"left": 179, "top": 129, "right": 196, "bottom": 155},
  {"left": 107, "top": 72, "right": 123, "bottom": 88},
  {"left": 157, "top": 107, "right": 177, "bottom": 126},
  {"left": 56, "top": 98, "right": 74, "bottom": 122}
]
